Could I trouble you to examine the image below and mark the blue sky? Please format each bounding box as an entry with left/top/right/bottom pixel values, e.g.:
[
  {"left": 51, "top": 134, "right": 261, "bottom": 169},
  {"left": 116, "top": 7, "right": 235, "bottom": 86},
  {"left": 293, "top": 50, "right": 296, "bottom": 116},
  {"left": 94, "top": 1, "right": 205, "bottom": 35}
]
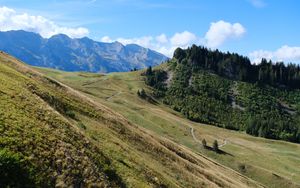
[{"left": 0, "top": 0, "right": 299, "bottom": 62}]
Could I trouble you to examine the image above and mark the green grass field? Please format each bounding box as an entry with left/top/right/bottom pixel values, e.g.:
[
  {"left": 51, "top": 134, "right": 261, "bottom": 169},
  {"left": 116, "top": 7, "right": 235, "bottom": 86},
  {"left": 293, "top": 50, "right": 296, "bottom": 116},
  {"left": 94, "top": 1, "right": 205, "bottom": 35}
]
[
  {"left": 1, "top": 52, "right": 266, "bottom": 187},
  {"left": 37, "top": 67, "right": 300, "bottom": 188}
]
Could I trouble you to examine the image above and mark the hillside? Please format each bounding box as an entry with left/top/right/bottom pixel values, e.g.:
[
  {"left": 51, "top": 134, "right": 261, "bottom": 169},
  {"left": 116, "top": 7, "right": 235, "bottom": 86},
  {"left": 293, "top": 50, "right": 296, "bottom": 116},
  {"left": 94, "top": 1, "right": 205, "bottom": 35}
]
[
  {"left": 0, "top": 52, "right": 265, "bottom": 187},
  {"left": 143, "top": 45, "right": 300, "bottom": 144},
  {"left": 38, "top": 65, "right": 300, "bottom": 187},
  {"left": 0, "top": 30, "right": 167, "bottom": 73}
]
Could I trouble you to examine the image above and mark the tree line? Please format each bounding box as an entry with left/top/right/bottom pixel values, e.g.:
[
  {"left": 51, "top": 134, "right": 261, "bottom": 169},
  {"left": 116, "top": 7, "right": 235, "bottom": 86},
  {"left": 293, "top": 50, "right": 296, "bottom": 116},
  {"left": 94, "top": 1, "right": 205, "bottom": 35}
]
[{"left": 174, "top": 45, "right": 300, "bottom": 88}]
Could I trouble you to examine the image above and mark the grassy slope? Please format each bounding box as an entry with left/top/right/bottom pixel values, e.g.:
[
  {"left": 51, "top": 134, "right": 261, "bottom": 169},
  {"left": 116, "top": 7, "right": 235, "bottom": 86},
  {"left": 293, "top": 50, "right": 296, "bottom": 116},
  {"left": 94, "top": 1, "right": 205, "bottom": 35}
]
[
  {"left": 0, "top": 52, "right": 263, "bottom": 187},
  {"left": 37, "top": 65, "right": 300, "bottom": 188}
]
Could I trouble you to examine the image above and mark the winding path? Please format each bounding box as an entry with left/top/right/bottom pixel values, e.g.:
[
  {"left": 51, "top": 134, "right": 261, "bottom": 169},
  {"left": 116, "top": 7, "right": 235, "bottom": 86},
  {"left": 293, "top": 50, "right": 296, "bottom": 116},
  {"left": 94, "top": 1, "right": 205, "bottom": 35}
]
[
  {"left": 106, "top": 91, "right": 122, "bottom": 101},
  {"left": 219, "top": 139, "right": 227, "bottom": 148},
  {"left": 190, "top": 126, "right": 201, "bottom": 143},
  {"left": 189, "top": 126, "right": 227, "bottom": 148}
]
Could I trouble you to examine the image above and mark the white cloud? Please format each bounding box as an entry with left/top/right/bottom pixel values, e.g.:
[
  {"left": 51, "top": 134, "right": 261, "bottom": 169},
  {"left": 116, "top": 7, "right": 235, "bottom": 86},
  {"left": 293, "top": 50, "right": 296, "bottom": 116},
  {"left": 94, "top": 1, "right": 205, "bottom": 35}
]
[
  {"left": 117, "top": 36, "right": 154, "bottom": 47},
  {"left": 100, "top": 31, "right": 201, "bottom": 57},
  {"left": 170, "top": 31, "right": 197, "bottom": 47},
  {"left": 0, "top": 7, "right": 246, "bottom": 57},
  {"left": 249, "top": 45, "right": 300, "bottom": 64},
  {"left": 100, "top": 21, "right": 246, "bottom": 57},
  {"left": 205, "top": 20, "right": 246, "bottom": 48},
  {"left": 100, "top": 36, "right": 113, "bottom": 43},
  {"left": 156, "top": 34, "right": 168, "bottom": 44},
  {"left": 249, "top": 50, "right": 273, "bottom": 64},
  {"left": 0, "top": 6, "right": 89, "bottom": 38}
]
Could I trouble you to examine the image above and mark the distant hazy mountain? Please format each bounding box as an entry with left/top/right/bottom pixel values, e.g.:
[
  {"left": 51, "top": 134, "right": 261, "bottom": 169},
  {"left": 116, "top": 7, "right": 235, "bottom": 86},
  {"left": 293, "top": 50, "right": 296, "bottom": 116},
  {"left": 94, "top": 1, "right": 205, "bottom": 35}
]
[{"left": 0, "top": 30, "right": 168, "bottom": 72}]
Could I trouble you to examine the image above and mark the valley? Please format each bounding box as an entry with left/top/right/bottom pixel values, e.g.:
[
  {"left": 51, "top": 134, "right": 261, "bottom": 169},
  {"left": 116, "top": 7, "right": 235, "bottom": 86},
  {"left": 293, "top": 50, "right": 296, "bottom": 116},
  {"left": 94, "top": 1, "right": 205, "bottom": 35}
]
[
  {"left": 1, "top": 1, "right": 299, "bottom": 187},
  {"left": 38, "top": 65, "right": 300, "bottom": 188}
]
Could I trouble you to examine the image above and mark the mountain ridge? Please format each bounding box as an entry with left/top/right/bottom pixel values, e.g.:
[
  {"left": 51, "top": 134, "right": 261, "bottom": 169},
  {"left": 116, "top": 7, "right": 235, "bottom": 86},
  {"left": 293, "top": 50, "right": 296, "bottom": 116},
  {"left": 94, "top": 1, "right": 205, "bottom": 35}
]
[{"left": 0, "top": 30, "right": 168, "bottom": 73}]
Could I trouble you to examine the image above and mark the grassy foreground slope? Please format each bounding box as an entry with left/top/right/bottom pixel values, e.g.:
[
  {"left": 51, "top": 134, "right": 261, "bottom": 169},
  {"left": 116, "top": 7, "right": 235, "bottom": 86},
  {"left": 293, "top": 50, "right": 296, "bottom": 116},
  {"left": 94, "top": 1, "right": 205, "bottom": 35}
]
[
  {"left": 38, "top": 66, "right": 300, "bottom": 188},
  {"left": 0, "top": 51, "right": 263, "bottom": 187}
]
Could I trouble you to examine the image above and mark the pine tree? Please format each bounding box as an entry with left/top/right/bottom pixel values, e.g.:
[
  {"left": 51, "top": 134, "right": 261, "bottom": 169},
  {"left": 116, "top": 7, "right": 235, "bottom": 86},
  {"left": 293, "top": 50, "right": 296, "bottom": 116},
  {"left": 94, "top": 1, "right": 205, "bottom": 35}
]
[
  {"left": 213, "top": 140, "right": 219, "bottom": 152},
  {"left": 146, "top": 66, "right": 153, "bottom": 76},
  {"left": 202, "top": 139, "right": 207, "bottom": 148},
  {"left": 140, "top": 89, "right": 146, "bottom": 98}
]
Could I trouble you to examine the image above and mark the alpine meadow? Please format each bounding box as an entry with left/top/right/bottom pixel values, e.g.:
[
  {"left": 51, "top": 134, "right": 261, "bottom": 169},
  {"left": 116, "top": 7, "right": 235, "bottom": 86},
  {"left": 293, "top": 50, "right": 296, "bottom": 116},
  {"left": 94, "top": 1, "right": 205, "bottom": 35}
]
[{"left": 0, "top": 0, "right": 300, "bottom": 188}]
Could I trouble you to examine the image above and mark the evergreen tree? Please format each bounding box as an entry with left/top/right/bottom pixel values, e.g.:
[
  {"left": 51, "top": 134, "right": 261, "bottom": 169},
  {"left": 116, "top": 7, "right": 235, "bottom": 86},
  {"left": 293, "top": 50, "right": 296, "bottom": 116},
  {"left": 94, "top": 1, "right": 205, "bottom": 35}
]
[
  {"left": 174, "top": 47, "right": 186, "bottom": 61},
  {"left": 137, "top": 89, "right": 146, "bottom": 98},
  {"left": 140, "top": 89, "right": 146, "bottom": 98},
  {"left": 146, "top": 66, "right": 153, "bottom": 76},
  {"left": 213, "top": 140, "right": 219, "bottom": 152},
  {"left": 202, "top": 139, "right": 207, "bottom": 148}
]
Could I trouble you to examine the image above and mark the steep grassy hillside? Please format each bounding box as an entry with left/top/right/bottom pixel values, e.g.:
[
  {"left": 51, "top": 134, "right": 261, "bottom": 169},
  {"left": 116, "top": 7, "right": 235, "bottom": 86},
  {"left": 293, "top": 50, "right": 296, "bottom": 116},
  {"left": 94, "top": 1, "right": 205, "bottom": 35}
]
[
  {"left": 0, "top": 52, "right": 264, "bottom": 187},
  {"left": 38, "top": 66, "right": 300, "bottom": 188}
]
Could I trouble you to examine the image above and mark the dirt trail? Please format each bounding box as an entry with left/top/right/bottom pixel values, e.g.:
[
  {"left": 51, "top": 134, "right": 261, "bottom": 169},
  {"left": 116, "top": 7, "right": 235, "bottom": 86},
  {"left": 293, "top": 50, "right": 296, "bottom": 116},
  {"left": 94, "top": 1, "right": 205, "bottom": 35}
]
[
  {"left": 219, "top": 139, "right": 227, "bottom": 148},
  {"left": 189, "top": 126, "right": 227, "bottom": 148},
  {"left": 106, "top": 91, "right": 122, "bottom": 101},
  {"left": 190, "top": 126, "right": 201, "bottom": 143}
]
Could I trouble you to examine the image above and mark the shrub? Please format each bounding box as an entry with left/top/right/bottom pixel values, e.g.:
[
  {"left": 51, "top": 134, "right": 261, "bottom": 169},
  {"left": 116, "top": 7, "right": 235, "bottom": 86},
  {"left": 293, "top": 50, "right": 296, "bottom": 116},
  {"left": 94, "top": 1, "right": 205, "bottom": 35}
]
[
  {"left": 213, "top": 140, "right": 219, "bottom": 152},
  {"left": 65, "top": 110, "right": 76, "bottom": 119},
  {"left": 137, "top": 89, "right": 146, "bottom": 98},
  {"left": 201, "top": 139, "right": 207, "bottom": 148},
  {"left": 78, "top": 122, "right": 87, "bottom": 130},
  {"left": 0, "top": 149, "right": 35, "bottom": 187},
  {"left": 238, "top": 164, "right": 247, "bottom": 173}
]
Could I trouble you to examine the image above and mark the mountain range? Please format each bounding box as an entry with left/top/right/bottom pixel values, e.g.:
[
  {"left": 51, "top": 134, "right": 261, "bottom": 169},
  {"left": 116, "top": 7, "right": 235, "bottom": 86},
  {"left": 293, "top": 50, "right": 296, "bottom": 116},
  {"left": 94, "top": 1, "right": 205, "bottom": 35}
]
[{"left": 0, "top": 30, "right": 168, "bottom": 72}]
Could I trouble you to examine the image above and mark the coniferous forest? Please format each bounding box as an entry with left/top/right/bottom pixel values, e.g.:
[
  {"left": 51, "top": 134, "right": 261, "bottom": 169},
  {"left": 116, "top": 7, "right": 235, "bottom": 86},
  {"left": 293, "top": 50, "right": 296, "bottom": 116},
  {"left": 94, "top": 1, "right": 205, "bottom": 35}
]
[{"left": 143, "top": 45, "right": 300, "bottom": 143}]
